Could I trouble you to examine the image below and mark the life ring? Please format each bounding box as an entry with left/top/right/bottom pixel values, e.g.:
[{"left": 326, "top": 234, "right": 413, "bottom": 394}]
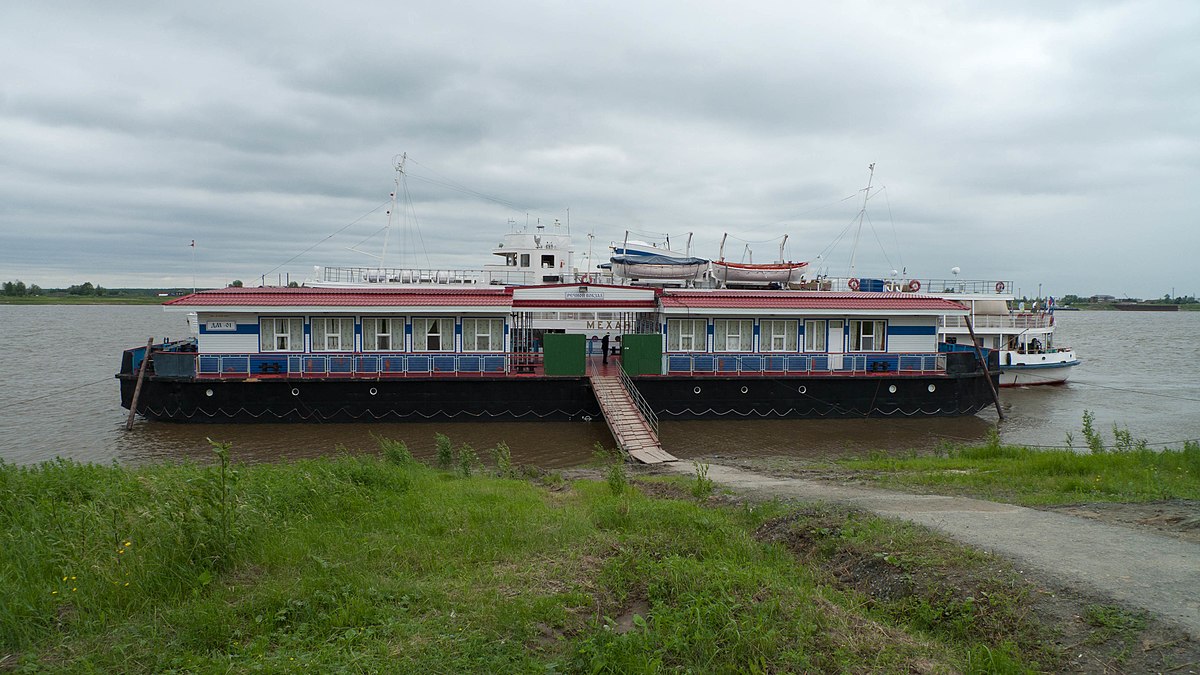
[
  {"left": 848, "top": 278, "right": 860, "bottom": 291},
  {"left": 995, "top": 281, "right": 1006, "bottom": 293},
  {"left": 907, "top": 279, "right": 921, "bottom": 292},
  {"left": 581, "top": 274, "right": 591, "bottom": 283}
]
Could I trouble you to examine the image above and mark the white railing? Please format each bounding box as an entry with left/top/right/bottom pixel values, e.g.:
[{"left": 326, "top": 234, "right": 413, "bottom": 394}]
[
  {"left": 790, "top": 276, "right": 1013, "bottom": 295},
  {"left": 617, "top": 361, "right": 659, "bottom": 436},
  {"left": 939, "top": 314, "right": 1052, "bottom": 330},
  {"left": 314, "top": 266, "right": 618, "bottom": 287}
]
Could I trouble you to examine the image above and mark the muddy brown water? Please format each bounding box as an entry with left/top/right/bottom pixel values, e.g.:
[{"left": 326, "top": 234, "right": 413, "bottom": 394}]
[{"left": 2, "top": 305, "right": 1198, "bottom": 467}]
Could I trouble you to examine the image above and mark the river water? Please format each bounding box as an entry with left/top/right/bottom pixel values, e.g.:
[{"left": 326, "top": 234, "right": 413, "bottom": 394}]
[{"left": 1, "top": 305, "right": 1198, "bottom": 468}]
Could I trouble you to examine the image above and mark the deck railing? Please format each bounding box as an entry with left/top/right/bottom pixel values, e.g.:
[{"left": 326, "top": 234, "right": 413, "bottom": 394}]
[
  {"left": 663, "top": 351, "right": 946, "bottom": 375},
  {"left": 790, "top": 277, "right": 1013, "bottom": 295},
  {"left": 938, "top": 314, "right": 1052, "bottom": 330},
  {"left": 617, "top": 361, "right": 659, "bottom": 437},
  {"left": 191, "top": 352, "right": 544, "bottom": 379},
  {"left": 314, "top": 266, "right": 618, "bottom": 287}
]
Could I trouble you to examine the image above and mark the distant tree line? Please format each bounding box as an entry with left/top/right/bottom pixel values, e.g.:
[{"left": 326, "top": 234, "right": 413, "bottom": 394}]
[
  {"left": 1056, "top": 293, "right": 1197, "bottom": 305},
  {"left": 2, "top": 280, "right": 41, "bottom": 296},
  {"left": 3, "top": 278, "right": 41, "bottom": 294},
  {"left": 66, "top": 281, "right": 107, "bottom": 296}
]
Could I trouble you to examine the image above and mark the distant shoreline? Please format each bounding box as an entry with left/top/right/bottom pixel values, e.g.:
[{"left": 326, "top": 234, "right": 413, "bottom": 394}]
[{"left": 0, "top": 295, "right": 169, "bottom": 305}]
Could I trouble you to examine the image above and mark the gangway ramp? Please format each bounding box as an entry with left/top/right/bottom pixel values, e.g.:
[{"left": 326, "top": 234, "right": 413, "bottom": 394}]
[{"left": 588, "top": 373, "right": 677, "bottom": 464}]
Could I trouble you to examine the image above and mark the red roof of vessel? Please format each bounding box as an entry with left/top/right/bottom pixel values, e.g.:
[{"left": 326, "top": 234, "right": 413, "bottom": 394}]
[
  {"left": 659, "top": 290, "right": 967, "bottom": 311},
  {"left": 164, "top": 286, "right": 512, "bottom": 307}
]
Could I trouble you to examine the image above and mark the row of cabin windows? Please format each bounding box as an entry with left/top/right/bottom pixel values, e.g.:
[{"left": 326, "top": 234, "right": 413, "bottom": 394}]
[
  {"left": 500, "top": 253, "right": 558, "bottom": 268},
  {"left": 258, "top": 317, "right": 504, "bottom": 353},
  {"left": 667, "top": 319, "right": 889, "bottom": 352}
]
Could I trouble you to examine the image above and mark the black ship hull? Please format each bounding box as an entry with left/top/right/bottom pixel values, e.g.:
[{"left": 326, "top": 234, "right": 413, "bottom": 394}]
[{"left": 118, "top": 372, "right": 996, "bottom": 423}]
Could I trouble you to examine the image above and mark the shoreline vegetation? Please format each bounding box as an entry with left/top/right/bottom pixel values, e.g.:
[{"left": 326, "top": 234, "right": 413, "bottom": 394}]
[{"left": 3, "top": 434, "right": 1198, "bottom": 672}]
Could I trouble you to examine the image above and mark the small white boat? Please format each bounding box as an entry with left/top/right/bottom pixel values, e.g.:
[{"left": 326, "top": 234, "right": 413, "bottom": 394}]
[
  {"left": 609, "top": 231, "right": 708, "bottom": 283},
  {"left": 937, "top": 294, "right": 1080, "bottom": 387},
  {"left": 610, "top": 254, "right": 709, "bottom": 280},
  {"left": 712, "top": 235, "right": 808, "bottom": 286}
]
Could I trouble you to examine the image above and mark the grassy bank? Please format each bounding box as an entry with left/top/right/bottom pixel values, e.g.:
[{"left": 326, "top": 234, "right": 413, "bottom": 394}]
[
  {"left": 1, "top": 439, "right": 1075, "bottom": 672},
  {"left": 0, "top": 295, "right": 167, "bottom": 305},
  {"left": 839, "top": 434, "right": 1200, "bottom": 506}
]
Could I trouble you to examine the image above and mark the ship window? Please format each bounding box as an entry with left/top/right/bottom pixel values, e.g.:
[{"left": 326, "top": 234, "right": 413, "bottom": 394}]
[
  {"left": 312, "top": 317, "right": 355, "bottom": 351},
  {"left": 761, "top": 320, "right": 798, "bottom": 352},
  {"left": 804, "top": 320, "right": 826, "bottom": 352},
  {"left": 714, "top": 319, "right": 753, "bottom": 352},
  {"left": 363, "top": 317, "right": 404, "bottom": 351},
  {"left": 520, "top": 254, "right": 530, "bottom": 267},
  {"left": 413, "top": 317, "right": 454, "bottom": 352},
  {"left": 462, "top": 318, "right": 504, "bottom": 352},
  {"left": 503, "top": 253, "right": 518, "bottom": 267},
  {"left": 851, "top": 320, "right": 887, "bottom": 351},
  {"left": 667, "top": 319, "right": 707, "bottom": 352},
  {"left": 541, "top": 254, "right": 554, "bottom": 268},
  {"left": 259, "top": 317, "right": 304, "bottom": 352}
]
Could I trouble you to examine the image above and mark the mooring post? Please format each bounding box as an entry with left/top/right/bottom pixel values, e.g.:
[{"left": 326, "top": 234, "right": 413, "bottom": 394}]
[
  {"left": 125, "top": 337, "right": 154, "bottom": 430},
  {"left": 964, "top": 317, "right": 1004, "bottom": 420}
]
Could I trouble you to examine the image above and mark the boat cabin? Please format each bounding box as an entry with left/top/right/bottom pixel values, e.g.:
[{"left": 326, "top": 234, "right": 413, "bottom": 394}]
[{"left": 158, "top": 285, "right": 968, "bottom": 379}]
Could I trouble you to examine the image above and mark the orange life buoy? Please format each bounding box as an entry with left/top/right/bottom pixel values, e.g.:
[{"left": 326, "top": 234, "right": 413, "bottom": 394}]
[
  {"left": 848, "top": 278, "right": 860, "bottom": 291},
  {"left": 995, "top": 281, "right": 1006, "bottom": 293},
  {"left": 907, "top": 279, "right": 921, "bottom": 292}
]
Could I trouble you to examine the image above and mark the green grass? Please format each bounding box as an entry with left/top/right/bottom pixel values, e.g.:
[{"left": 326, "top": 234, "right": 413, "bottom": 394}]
[
  {"left": 0, "top": 295, "right": 168, "bottom": 305},
  {"left": 840, "top": 440, "right": 1200, "bottom": 505},
  {"left": 0, "top": 439, "right": 1068, "bottom": 672}
]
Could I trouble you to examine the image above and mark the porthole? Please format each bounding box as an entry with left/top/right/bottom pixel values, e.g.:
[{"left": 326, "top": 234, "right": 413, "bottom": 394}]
[
  {"left": 798, "top": 385, "right": 807, "bottom": 394},
  {"left": 928, "top": 384, "right": 936, "bottom": 393},
  {"left": 291, "top": 388, "right": 300, "bottom": 396},
  {"left": 693, "top": 386, "right": 702, "bottom": 394},
  {"left": 205, "top": 389, "right": 214, "bottom": 397},
  {"left": 888, "top": 384, "right": 897, "bottom": 394},
  {"left": 740, "top": 385, "right": 749, "bottom": 394},
  {"left": 369, "top": 387, "right": 378, "bottom": 396}
]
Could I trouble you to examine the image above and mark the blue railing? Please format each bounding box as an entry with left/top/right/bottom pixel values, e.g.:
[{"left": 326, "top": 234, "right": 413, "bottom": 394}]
[
  {"left": 664, "top": 352, "right": 944, "bottom": 375},
  {"left": 196, "top": 352, "right": 518, "bottom": 378}
]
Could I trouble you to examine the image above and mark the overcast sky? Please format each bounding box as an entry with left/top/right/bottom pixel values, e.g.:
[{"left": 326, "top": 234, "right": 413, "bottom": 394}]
[{"left": 2, "top": 1, "right": 1196, "bottom": 298}]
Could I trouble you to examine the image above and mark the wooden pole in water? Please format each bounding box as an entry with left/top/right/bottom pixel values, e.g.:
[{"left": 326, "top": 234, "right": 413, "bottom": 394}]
[
  {"left": 964, "top": 317, "right": 1004, "bottom": 420},
  {"left": 125, "top": 338, "right": 154, "bottom": 430}
]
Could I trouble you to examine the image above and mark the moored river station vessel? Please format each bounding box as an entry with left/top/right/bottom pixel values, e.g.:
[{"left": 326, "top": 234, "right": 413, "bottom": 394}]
[{"left": 118, "top": 284, "right": 999, "bottom": 429}]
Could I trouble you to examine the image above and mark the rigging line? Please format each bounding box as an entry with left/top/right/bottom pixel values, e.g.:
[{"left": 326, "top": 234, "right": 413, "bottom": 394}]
[
  {"left": 406, "top": 173, "right": 527, "bottom": 212},
  {"left": 721, "top": 233, "right": 789, "bottom": 245},
  {"left": 0, "top": 377, "right": 115, "bottom": 407},
  {"left": 881, "top": 186, "right": 904, "bottom": 273},
  {"left": 863, "top": 211, "right": 898, "bottom": 272},
  {"left": 1061, "top": 379, "right": 1200, "bottom": 404},
  {"left": 404, "top": 157, "right": 536, "bottom": 214},
  {"left": 258, "top": 200, "right": 390, "bottom": 280},
  {"left": 401, "top": 177, "right": 431, "bottom": 269},
  {"left": 349, "top": 224, "right": 391, "bottom": 252}
]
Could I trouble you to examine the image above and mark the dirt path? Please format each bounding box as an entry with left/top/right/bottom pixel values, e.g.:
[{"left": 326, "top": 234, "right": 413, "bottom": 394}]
[{"left": 661, "top": 462, "right": 1200, "bottom": 640}]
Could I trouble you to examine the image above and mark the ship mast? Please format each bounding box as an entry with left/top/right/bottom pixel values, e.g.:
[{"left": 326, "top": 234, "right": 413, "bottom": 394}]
[
  {"left": 847, "top": 163, "right": 875, "bottom": 278},
  {"left": 380, "top": 152, "right": 406, "bottom": 271}
]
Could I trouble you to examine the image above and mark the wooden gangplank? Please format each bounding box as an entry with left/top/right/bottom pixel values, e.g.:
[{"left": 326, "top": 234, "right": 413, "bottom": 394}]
[{"left": 588, "top": 375, "right": 677, "bottom": 464}]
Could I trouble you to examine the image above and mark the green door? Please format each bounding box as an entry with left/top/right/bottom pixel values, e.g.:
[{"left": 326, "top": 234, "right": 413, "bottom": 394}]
[
  {"left": 542, "top": 333, "right": 585, "bottom": 376},
  {"left": 619, "top": 333, "right": 663, "bottom": 375}
]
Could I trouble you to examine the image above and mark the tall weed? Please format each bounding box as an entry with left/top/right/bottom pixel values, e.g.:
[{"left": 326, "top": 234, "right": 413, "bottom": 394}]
[
  {"left": 375, "top": 434, "right": 413, "bottom": 465},
  {"left": 490, "top": 442, "right": 514, "bottom": 478},
  {"left": 434, "top": 433, "right": 454, "bottom": 470},
  {"left": 1081, "top": 410, "right": 1106, "bottom": 454},
  {"left": 457, "top": 443, "right": 480, "bottom": 478}
]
